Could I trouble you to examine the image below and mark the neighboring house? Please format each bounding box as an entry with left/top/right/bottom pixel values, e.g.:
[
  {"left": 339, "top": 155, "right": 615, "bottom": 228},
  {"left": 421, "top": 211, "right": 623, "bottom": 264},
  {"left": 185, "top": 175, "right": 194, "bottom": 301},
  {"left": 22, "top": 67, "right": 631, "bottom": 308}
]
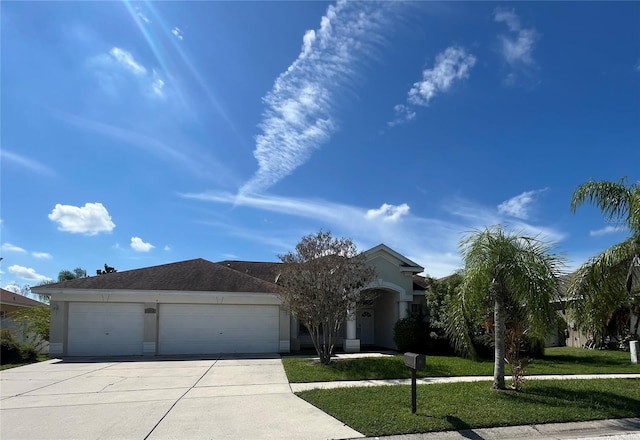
[
  {"left": 32, "top": 244, "right": 426, "bottom": 357},
  {"left": 0, "top": 288, "right": 47, "bottom": 345}
]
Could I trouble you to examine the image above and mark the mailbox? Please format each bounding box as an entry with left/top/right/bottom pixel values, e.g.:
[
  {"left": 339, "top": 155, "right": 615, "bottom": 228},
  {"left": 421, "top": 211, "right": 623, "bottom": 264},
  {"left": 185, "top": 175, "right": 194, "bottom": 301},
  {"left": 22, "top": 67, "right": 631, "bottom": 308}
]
[{"left": 404, "top": 352, "right": 426, "bottom": 370}]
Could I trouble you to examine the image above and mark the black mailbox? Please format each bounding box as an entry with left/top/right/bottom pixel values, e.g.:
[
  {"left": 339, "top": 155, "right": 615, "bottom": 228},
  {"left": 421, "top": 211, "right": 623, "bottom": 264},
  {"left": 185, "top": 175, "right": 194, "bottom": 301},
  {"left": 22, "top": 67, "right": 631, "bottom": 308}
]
[{"left": 404, "top": 352, "right": 426, "bottom": 370}]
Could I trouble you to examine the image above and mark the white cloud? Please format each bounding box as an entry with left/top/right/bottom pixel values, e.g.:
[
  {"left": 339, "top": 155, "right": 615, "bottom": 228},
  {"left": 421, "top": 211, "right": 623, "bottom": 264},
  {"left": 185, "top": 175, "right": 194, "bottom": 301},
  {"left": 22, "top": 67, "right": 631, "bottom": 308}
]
[
  {"left": 589, "top": 225, "right": 626, "bottom": 237},
  {"left": 164, "top": 245, "right": 171, "bottom": 251},
  {"left": 172, "top": 27, "right": 184, "bottom": 40},
  {"left": 135, "top": 6, "right": 151, "bottom": 24},
  {"left": 407, "top": 46, "right": 477, "bottom": 107},
  {"left": 388, "top": 104, "right": 416, "bottom": 127},
  {"left": 2, "top": 243, "right": 26, "bottom": 253},
  {"left": 90, "top": 47, "right": 168, "bottom": 99},
  {"left": 131, "top": 237, "right": 154, "bottom": 252},
  {"left": 48, "top": 202, "right": 115, "bottom": 235},
  {"left": 366, "top": 203, "right": 410, "bottom": 222},
  {"left": 182, "top": 189, "right": 567, "bottom": 278},
  {"left": 32, "top": 252, "right": 52, "bottom": 259},
  {"left": 497, "top": 188, "right": 547, "bottom": 220},
  {"left": 8, "top": 265, "right": 51, "bottom": 282},
  {"left": 109, "top": 47, "right": 147, "bottom": 76},
  {"left": 0, "top": 149, "right": 55, "bottom": 176},
  {"left": 149, "top": 71, "right": 165, "bottom": 98},
  {"left": 3, "top": 283, "right": 21, "bottom": 294},
  {"left": 494, "top": 8, "right": 538, "bottom": 78},
  {"left": 240, "top": 1, "right": 400, "bottom": 195}
]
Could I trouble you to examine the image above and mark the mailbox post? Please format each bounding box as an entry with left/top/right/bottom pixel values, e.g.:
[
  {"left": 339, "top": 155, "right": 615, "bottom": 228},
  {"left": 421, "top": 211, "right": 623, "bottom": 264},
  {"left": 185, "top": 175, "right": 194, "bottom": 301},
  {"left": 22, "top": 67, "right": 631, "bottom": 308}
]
[{"left": 403, "top": 352, "right": 426, "bottom": 414}]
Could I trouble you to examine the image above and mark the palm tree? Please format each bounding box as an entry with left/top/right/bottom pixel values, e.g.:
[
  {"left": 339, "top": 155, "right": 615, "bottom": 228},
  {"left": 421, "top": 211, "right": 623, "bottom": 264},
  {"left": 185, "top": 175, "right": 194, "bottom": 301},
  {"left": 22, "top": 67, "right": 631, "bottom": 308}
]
[
  {"left": 448, "top": 226, "right": 565, "bottom": 390},
  {"left": 569, "top": 177, "right": 640, "bottom": 341}
]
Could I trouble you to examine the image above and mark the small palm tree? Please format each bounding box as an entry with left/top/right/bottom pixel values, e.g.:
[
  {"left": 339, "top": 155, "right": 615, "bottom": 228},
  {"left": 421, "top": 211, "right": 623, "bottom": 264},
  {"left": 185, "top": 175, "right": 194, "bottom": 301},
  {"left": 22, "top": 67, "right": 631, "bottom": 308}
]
[
  {"left": 448, "top": 226, "right": 565, "bottom": 390},
  {"left": 569, "top": 177, "right": 640, "bottom": 340}
]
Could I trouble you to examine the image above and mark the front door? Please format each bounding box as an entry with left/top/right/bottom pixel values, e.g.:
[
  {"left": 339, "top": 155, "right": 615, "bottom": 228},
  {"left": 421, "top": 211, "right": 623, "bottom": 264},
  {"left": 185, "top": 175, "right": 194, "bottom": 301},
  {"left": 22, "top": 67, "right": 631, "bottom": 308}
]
[{"left": 358, "top": 310, "right": 374, "bottom": 345}]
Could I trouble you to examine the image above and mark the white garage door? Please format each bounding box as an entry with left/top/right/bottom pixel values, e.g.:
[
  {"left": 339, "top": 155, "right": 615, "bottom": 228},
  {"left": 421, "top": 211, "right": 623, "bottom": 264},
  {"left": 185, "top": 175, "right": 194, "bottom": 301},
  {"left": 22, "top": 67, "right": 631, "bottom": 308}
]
[
  {"left": 68, "top": 303, "right": 144, "bottom": 356},
  {"left": 158, "top": 304, "right": 279, "bottom": 355}
]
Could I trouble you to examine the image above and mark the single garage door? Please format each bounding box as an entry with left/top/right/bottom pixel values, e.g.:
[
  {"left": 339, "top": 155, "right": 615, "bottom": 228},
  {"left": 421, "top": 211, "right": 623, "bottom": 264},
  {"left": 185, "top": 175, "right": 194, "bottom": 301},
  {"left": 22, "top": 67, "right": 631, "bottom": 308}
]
[
  {"left": 158, "top": 304, "right": 279, "bottom": 355},
  {"left": 68, "top": 303, "right": 144, "bottom": 356}
]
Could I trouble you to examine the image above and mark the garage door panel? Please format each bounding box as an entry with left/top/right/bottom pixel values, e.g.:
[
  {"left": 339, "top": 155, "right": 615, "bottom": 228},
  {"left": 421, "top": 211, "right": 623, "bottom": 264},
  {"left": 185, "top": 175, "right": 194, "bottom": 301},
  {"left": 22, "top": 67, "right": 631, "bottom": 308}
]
[
  {"left": 68, "top": 303, "right": 144, "bottom": 356},
  {"left": 159, "top": 304, "right": 279, "bottom": 355}
]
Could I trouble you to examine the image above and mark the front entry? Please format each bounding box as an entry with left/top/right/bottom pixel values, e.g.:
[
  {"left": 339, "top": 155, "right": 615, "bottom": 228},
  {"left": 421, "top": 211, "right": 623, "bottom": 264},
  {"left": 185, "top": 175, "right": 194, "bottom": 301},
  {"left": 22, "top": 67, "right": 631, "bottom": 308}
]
[{"left": 358, "top": 310, "right": 374, "bottom": 345}]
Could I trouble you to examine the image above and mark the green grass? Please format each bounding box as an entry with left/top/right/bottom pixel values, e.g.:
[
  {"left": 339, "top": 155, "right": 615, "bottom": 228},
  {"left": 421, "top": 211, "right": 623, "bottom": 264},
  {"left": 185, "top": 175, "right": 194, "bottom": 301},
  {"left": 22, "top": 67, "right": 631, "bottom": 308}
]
[
  {"left": 283, "top": 347, "right": 640, "bottom": 382},
  {"left": 297, "top": 378, "right": 640, "bottom": 436},
  {"left": 0, "top": 354, "right": 49, "bottom": 371}
]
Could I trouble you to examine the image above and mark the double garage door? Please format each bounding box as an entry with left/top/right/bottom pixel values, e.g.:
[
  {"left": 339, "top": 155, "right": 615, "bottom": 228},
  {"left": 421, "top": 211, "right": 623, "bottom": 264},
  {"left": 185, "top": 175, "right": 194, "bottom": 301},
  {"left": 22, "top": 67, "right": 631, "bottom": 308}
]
[{"left": 67, "top": 302, "right": 279, "bottom": 356}]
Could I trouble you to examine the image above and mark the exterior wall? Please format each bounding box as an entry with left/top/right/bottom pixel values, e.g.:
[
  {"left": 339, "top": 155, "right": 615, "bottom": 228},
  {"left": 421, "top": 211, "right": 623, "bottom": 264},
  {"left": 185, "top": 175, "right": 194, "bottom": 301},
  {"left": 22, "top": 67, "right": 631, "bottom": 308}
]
[
  {"left": 374, "top": 289, "right": 399, "bottom": 349},
  {"left": 48, "top": 290, "right": 285, "bottom": 356}
]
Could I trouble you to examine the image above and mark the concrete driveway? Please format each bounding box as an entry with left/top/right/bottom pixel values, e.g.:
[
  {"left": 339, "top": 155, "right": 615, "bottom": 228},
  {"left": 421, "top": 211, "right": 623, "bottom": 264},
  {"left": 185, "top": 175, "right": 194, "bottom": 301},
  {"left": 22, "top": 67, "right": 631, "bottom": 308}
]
[{"left": 0, "top": 355, "right": 362, "bottom": 440}]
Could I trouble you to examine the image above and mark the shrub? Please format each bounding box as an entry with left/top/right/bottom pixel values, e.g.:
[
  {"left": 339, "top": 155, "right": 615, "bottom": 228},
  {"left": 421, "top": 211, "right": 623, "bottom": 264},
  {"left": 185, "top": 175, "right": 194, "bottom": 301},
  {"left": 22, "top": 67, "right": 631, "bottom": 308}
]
[
  {"left": 393, "top": 308, "right": 430, "bottom": 353},
  {"left": 1, "top": 330, "right": 23, "bottom": 365}
]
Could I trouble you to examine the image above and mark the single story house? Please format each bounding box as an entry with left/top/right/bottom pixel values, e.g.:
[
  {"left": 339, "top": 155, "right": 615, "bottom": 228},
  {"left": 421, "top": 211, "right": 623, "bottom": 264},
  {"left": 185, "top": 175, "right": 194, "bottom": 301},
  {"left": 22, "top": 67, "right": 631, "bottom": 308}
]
[
  {"left": 0, "top": 288, "right": 48, "bottom": 346},
  {"left": 33, "top": 244, "right": 426, "bottom": 357}
]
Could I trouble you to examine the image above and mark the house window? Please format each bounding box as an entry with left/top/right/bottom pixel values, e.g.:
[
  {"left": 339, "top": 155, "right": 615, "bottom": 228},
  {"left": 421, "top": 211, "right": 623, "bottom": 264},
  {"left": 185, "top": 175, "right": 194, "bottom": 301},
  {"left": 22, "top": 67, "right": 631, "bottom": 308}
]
[
  {"left": 411, "top": 304, "right": 420, "bottom": 314},
  {"left": 0, "top": 311, "right": 5, "bottom": 318},
  {"left": 361, "top": 311, "right": 372, "bottom": 318}
]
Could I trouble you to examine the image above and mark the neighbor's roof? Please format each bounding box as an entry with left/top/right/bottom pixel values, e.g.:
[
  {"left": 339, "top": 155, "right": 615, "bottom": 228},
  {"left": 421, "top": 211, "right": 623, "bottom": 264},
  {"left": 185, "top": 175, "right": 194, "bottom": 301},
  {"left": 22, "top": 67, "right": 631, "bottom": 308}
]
[
  {"left": 33, "top": 258, "right": 279, "bottom": 293},
  {"left": 0, "top": 288, "right": 46, "bottom": 307},
  {"left": 217, "top": 260, "right": 281, "bottom": 284}
]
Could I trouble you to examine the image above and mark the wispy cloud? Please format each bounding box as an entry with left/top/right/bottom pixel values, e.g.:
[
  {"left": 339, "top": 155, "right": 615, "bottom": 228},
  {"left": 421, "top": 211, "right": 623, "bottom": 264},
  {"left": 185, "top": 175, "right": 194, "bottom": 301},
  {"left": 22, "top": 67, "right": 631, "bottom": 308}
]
[
  {"left": 408, "top": 47, "right": 476, "bottom": 107},
  {"left": 109, "top": 47, "right": 147, "bottom": 76},
  {"left": 0, "top": 150, "right": 55, "bottom": 177},
  {"left": 135, "top": 6, "right": 151, "bottom": 24},
  {"left": 390, "top": 46, "right": 476, "bottom": 125},
  {"left": 90, "top": 47, "right": 166, "bottom": 98},
  {"left": 366, "top": 203, "right": 410, "bottom": 222},
  {"left": 171, "top": 27, "right": 184, "bottom": 40},
  {"left": 494, "top": 8, "right": 538, "bottom": 84},
  {"left": 240, "top": 1, "right": 400, "bottom": 195},
  {"left": 8, "top": 265, "right": 51, "bottom": 282},
  {"left": 589, "top": 225, "right": 626, "bottom": 237},
  {"left": 55, "top": 111, "right": 230, "bottom": 181},
  {"left": 497, "top": 188, "right": 548, "bottom": 220},
  {"left": 48, "top": 202, "right": 115, "bottom": 235},
  {"left": 32, "top": 252, "right": 52, "bottom": 259},
  {"left": 131, "top": 237, "right": 154, "bottom": 252},
  {"left": 2, "top": 243, "right": 27, "bottom": 253},
  {"left": 181, "top": 189, "right": 566, "bottom": 277}
]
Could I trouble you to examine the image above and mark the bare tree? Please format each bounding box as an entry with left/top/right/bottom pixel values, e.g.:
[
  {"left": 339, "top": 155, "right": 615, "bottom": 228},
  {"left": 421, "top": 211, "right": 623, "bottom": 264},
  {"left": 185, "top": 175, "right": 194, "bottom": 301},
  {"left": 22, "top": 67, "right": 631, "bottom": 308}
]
[{"left": 278, "top": 231, "right": 377, "bottom": 364}]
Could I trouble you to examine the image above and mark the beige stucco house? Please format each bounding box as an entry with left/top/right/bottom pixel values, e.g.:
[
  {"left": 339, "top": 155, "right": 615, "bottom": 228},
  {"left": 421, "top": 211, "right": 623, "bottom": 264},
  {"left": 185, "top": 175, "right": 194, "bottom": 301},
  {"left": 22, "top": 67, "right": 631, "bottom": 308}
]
[
  {"left": 33, "top": 244, "right": 426, "bottom": 357},
  {"left": 0, "top": 288, "right": 48, "bottom": 346}
]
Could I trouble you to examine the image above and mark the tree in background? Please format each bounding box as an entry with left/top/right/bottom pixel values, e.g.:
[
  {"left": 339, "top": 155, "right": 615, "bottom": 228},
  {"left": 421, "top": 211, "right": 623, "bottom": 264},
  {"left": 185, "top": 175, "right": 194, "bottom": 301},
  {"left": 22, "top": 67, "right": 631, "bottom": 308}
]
[
  {"left": 447, "top": 226, "right": 564, "bottom": 390},
  {"left": 277, "top": 231, "right": 377, "bottom": 364},
  {"left": 58, "top": 267, "right": 87, "bottom": 282},
  {"left": 13, "top": 306, "right": 50, "bottom": 352},
  {"left": 569, "top": 177, "right": 640, "bottom": 344}
]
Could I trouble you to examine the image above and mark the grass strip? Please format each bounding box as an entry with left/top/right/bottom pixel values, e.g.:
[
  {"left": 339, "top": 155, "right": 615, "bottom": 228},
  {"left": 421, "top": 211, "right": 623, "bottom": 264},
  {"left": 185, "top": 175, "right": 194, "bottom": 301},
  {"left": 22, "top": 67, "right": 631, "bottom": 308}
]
[
  {"left": 297, "top": 378, "right": 640, "bottom": 437},
  {"left": 283, "top": 347, "right": 640, "bottom": 383}
]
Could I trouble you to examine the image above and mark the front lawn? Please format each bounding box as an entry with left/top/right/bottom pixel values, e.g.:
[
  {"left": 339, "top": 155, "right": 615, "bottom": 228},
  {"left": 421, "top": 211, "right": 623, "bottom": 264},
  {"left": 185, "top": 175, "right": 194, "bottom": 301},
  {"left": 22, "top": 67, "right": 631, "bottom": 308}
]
[
  {"left": 0, "top": 354, "right": 49, "bottom": 371},
  {"left": 283, "top": 347, "right": 639, "bottom": 383},
  {"left": 297, "top": 378, "right": 640, "bottom": 437}
]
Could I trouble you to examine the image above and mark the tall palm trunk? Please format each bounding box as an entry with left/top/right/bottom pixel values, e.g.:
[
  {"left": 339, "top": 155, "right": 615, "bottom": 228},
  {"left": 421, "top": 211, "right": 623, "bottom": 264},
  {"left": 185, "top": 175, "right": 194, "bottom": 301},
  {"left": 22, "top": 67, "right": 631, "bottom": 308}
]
[{"left": 492, "top": 280, "right": 506, "bottom": 390}]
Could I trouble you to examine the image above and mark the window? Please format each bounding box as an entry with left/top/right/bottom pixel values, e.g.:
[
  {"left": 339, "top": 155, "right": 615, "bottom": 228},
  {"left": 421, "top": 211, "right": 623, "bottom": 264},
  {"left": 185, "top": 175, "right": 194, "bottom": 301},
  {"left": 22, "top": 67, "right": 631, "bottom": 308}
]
[
  {"left": 411, "top": 304, "right": 420, "bottom": 314},
  {"left": 361, "top": 311, "right": 372, "bottom": 318}
]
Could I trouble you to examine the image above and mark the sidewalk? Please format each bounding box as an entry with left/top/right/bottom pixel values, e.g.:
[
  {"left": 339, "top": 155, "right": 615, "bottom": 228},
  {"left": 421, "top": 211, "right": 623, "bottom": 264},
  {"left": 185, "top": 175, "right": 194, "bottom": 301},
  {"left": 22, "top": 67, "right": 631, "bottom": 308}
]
[
  {"left": 360, "top": 417, "right": 640, "bottom": 439},
  {"left": 290, "top": 373, "right": 640, "bottom": 392}
]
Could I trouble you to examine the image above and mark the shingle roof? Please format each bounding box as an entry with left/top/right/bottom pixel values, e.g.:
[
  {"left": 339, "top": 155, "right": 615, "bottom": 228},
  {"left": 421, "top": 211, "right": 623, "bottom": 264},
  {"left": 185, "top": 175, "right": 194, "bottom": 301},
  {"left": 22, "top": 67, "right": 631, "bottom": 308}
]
[
  {"left": 0, "top": 288, "right": 47, "bottom": 307},
  {"left": 217, "top": 260, "right": 281, "bottom": 284},
  {"left": 33, "top": 259, "right": 278, "bottom": 293}
]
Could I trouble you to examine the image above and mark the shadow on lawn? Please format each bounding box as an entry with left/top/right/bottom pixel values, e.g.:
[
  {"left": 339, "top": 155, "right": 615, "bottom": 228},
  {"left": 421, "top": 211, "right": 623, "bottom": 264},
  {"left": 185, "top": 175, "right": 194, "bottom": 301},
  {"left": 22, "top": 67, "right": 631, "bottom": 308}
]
[
  {"left": 326, "top": 357, "right": 457, "bottom": 378},
  {"left": 500, "top": 383, "right": 640, "bottom": 416},
  {"left": 538, "top": 353, "right": 630, "bottom": 367}
]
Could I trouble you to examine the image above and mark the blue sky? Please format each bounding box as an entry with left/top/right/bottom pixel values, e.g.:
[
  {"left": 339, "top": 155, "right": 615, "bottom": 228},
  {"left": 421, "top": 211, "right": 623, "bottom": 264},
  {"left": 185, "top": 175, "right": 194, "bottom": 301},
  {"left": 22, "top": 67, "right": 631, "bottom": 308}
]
[{"left": 2, "top": 1, "right": 639, "bottom": 293}]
